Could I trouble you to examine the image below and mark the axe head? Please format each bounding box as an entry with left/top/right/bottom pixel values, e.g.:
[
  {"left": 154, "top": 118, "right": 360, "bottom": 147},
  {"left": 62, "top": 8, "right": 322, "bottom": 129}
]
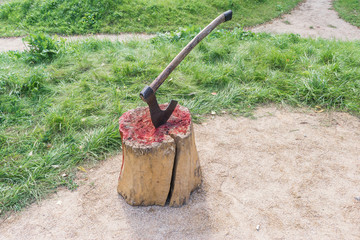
[{"left": 140, "top": 85, "right": 178, "bottom": 128}]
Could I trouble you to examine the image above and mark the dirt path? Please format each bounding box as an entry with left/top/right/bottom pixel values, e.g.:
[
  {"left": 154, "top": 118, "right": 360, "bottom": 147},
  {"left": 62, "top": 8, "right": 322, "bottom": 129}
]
[
  {"left": 252, "top": 0, "right": 360, "bottom": 40},
  {"left": 0, "top": 34, "right": 154, "bottom": 52},
  {"left": 1, "top": 106, "right": 360, "bottom": 239}
]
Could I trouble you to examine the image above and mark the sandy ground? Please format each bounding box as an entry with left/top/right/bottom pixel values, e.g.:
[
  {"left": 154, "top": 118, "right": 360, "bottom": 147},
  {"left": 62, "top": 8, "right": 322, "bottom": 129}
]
[
  {"left": 252, "top": 0, "right": 360, "bottom": 40},
  {"left": 1, "top": 106, "right": 360, "bottom": 239}
]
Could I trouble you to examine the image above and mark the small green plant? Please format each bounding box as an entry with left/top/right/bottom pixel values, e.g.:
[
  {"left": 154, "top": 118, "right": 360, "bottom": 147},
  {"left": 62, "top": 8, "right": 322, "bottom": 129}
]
[
  {"left": 155, "top": 26, "right": 201, "bottom": 42},
  {"left": 283, "top": 20, "right": 291, "bottom": 25},
  {"left": 80, "top": 12, "right": 98, "bottom": 31},
  {"left": 276, "top": 4, "right": 284, "bottom": 12},
  {"left": 24, "top": 33, "right": 64, "bottom": 64}
]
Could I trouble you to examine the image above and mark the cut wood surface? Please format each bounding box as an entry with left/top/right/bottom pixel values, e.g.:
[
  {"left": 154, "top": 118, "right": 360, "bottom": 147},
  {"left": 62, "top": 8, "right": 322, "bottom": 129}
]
[{"left": 118, "top": 105, "right": 201, "bottom": 207}]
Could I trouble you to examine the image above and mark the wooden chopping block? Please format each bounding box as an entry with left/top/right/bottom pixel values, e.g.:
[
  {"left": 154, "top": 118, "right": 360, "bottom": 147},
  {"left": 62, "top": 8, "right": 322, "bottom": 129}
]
[{"left": 118, "top": 105, "right": 201, "bottom": 207}]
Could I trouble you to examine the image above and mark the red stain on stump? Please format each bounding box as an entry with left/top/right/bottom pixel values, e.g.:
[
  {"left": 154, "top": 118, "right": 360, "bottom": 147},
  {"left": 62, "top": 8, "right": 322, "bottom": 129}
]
[{"left": 119, "top": 105, "right": 191, "bottom": 145}]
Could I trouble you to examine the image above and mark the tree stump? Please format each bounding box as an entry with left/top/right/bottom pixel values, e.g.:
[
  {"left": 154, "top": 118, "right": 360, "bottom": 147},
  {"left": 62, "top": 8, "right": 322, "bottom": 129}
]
[{"left": 118, "top": 105, "right": 201, "bottom": 207}]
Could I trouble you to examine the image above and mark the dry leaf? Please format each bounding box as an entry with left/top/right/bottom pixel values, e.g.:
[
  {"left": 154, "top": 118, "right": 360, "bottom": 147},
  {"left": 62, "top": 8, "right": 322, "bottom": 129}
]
[
  {"left": 77, "top": 166, "right": 87, "bottom": 173},
  {"left": 315, "top": 106, "right": 324, "bottom": 113}
]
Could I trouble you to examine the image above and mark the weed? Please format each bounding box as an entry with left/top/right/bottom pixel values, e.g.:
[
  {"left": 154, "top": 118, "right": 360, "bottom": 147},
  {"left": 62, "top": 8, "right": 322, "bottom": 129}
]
[
  {"left": 24, "top": 33, "right": 64, "bottom": 64},
  {"left": 283, "top": 20, "right": 291, "bottom": 25},
  {"left": 276, "top": 4, "right": 284, "bottom": 13}
]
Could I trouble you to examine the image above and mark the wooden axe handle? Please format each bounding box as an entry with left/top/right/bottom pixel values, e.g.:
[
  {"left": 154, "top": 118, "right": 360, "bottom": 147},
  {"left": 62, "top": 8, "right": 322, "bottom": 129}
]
[{"left": 149, "top": 10, "right": 232, "bottom": 92}]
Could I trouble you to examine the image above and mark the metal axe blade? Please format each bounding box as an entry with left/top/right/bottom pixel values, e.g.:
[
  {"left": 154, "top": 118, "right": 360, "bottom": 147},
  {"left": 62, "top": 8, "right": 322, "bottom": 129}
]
[
  {"left": 140, "top": 85, "right": 178, "bottom": 128},
  {"left": 140, "top": 10, "right": 233, "bottom": 128}
]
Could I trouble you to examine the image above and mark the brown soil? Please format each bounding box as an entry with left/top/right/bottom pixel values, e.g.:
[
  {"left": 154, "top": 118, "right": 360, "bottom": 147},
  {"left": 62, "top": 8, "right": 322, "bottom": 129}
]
[{"left": 1, "top": 106, "right": 360, "bottom": 239}]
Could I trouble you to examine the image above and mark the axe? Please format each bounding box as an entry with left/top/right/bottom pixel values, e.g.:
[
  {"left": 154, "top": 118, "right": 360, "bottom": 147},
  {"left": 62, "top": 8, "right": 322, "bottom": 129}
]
[{"left": 140, "top": 10, "right": 233, "bottom": 128}]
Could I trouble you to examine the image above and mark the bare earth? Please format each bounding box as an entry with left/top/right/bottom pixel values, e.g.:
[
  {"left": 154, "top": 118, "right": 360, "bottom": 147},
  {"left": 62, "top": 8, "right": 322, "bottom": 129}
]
[
  {"left": 1, "top": 0, "right": 360, "bottom": 239},
  {"left": 1, "top": 106, "right": 360, "bottom": 239},
  {"left": 252, "top": 0, "right": 360, "bottom": 40}
]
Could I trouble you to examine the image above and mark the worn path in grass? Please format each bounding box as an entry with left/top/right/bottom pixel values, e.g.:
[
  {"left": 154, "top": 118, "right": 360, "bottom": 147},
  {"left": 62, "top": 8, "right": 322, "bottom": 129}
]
[
  {"left": 1, "top": 0, "right": 360, "bottom": 52},
  {"left": 252, "top": 0, "right": 360, "bottom": 40},
  {"left": 1, "top": 106, "right": 360, "bottom": 239}
]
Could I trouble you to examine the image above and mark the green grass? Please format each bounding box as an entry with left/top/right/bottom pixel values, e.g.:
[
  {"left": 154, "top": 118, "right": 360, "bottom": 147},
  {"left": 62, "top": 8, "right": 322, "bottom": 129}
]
[
  {"left": 0, "top": 0, "right": 303, "bottom": 37},
  {"left": 1, "top": 29, "right": 360, "bottom": 214},
  {"left": 334, "top": 0, "right": 360, "bottom": 27}
]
